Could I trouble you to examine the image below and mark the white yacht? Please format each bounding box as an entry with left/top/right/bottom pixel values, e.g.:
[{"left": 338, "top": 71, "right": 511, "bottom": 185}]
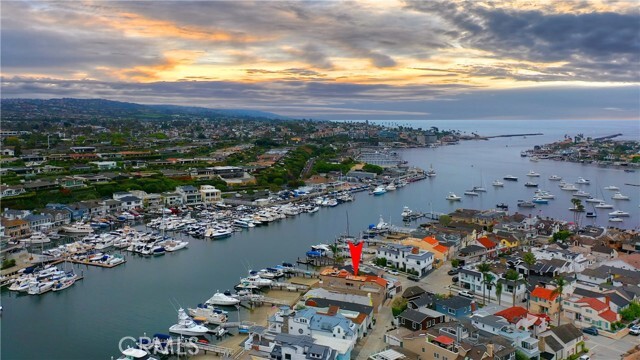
[
  {"left": 169, "top": 308, "right": 210, "bottom": 336},
  {"left": 206, "top": 291, "right": 241, "bottom": 306},
  {"left": 385, "top": 183, "right": 396, "bottom": 191},
  {"left": 609, "top": 217, "right": 624, "bottom": 223},
  {"left": 612, "top": 192, "right": 630, "bottom": 200},
  {"left": 162, "top": 240, "right": 189, "bottom": 252},
  {"left": 492, "top": 180, "right": 504, "bottom": 187},
  {"left": 594, "top": 202, "right": 613, "bottom": 209},
  {"left": 527, "top": 170, "right": 541, "bottom": 177},
  {"left": 20, "top": 232, "right": 51, "bottom": 244},
  {"left": 561, "top": 184, "right": 579, "bottom": 191},
  {"left": 61, "top": 222, "right": 94, "bottom": 234},
  {"left": 426, "top": 165, "right": 436, "bottom": 177},
  {"left": 27, "top": 280, "right": 54, "bottom": 295},
  {"left": 240, "top": 274, "right": 273, "bottom": 288},
  {"left": 446, "top": 192, "right": 462, "bottom": 201},
  {"left": 603, "top": 185, "right": 619, "bottom": 191},
  {"left": 608, "top": 210, "right": 630, "bottom": 217},
  {"left": 464, "top": 190, "right": 479, "bottom": 196},
  {"left": 372, "top": 186, "right": 387, "bottom": 196},
  {"left": 117, "top": 347, "right": 159, "bottom": 360},
  {"left": 401, "top": 206, "right": 414, "bottom": 219},
  {"left": 188, "top": 304, "right": 228, "bottom": 325},
  {"left": 548, "top": 175, "right": 562, "bottom": 181},
  {"left": 573, "top": 191, "right": 591, "bottom": 198},
  {"left": 576, "top": 177, "right": 590, "bottom": 185},
  {"left": 472, "top": 186, "right": 487, "bottom": 192},
  {"left": 233, "top": 219, "right": 255, "bottom": 228}
]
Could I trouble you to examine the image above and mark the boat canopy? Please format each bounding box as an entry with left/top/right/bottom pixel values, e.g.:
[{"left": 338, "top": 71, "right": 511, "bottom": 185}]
[{"left": 153, "top": 333, "right": 171, "bottom": 340}]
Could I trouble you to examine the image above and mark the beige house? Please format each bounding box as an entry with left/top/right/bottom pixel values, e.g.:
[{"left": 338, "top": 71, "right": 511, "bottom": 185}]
[
  {"left": 319, "top": 267, "right": 387, "bottom": 312},
  {"left": 200, "top": 185, "right": 222, "bottom": 204},
  {"left": 530, "top": 286, "right": 561, "bottom": 320}
]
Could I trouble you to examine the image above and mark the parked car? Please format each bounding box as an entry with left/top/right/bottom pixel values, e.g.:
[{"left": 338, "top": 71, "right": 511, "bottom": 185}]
[
  {"left": 578, "top": 355, "right": 590, "bottom": 360},
  {"left": 407, "top": 275, "right": 421, "bottom": 282},
  {"left": 452, "top": 276, "right": 459, "bottom": 283},
  {"left": 388, "top": 270, "right": 399, "bottom": 275},
  {"left": 582, "top": 327, "right": 599, "bottom": 336},
  {"left": 458, "top": 290, "right": 474, "bottom": 299},
  {"left": 448, "top": 269, "right": 459, "bottom": 275},
  {"left": 629, "top": 325, "right": 640, "bottom": 336}
]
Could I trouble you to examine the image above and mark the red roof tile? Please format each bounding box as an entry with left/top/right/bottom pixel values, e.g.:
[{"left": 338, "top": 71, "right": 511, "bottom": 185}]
[
  {"left": 434, "top": 244, "right": 449, "bottom": 253},
  {"left": 599, "top": 310, "right": 618, "bottom": 323},
  {"left": 531, "top": 287, "right": 559, "bottom": 301},
  {"left": 423, "top": 236, "right": 438, "bottom": 245},
  {"left": 577, "top": 298, "right": 608, "bottom": 312},
  {"left": 477, "top": 236, "right": 497, "bottom": 249},
  {"left": 434, "top": 335, "right": 454, "bottom": 345},
  {"left": 495, "top": 306, "right": 528, "bottom": 324}
]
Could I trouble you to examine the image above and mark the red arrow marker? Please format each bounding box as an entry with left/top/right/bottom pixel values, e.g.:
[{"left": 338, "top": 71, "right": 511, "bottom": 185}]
[{"left": 347, "top": 241, "right": 363, "bottom": 276}]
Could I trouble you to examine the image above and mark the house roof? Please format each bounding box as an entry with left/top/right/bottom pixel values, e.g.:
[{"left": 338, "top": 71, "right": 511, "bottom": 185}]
[
  {"left": 459, "top": 245, "right": 485, "bottom": 255},
  {"left": 551, "top": 324, "right": 583, "bottom": 344},
  {"left": 434, "top": 244, "right": 449, "bottom": 253},
  {"left": 544, "top": 335, "right": 563, "bottom": 352},
  {"left": 433, "top": 335, "right": 454, "bottom": 345},
  {"left": 599, "top": 310, "right": 618, "bottom": 323},
  {"left": 494, "top": 306, "right": 529, "bottom": 324},
  {"left": 435, "top": 295, "right": 473, "bottom": 309},
  {"left": 423, "top": 236, "right": 438, "bottom": 246},
  {"left": 531, "top": 287, "right": 559, "bottom": 301},
  {"left": 402, "top": 286, "right": 426, "bottom": 299},
  {"left": 305, "top": 297, "right": 373, "bottom": 315},
  {"left": 477, "top": 236, "right": 497, "bottom": 249},
  {"left": 409, "top": 293, "right": 433, "bottom": 308},
  {"left": 398, "top": 308, "right": 431, "bottom": 323},
  {"left": 576, "top": 298, "right": 608, "bottom": 312}
]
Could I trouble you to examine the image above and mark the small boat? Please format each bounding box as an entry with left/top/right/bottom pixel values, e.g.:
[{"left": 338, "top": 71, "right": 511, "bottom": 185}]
[
  {"left": 117, "top": 347, "right": 159, "bottom": 360},
  {"left": 169, "top": 308, "right": 210, "bottom": 336},
  {"left": 612, "top": 192, "right": 630, "bottom": 200},
  {"left": 532, "top": 197, "right": 548, "bottom": 204},
  {"left": 604, "top": 185, "right": 620, "bottom": 191},
  {"left": 576, "top": 177, "right": 590, "bottom": 185},
  {"left": 595, "top": 202, "right": 613, "bottom": 209},
  {"left": 20, "top": 232, "right": 51, "bottom": 244},
  {"left": 561, "top": 184, "right": 579, "bottom": 191},
  {"left": 530, "top": 156, "right": 539, "bottom": 162},
  {"left": 527, "top": 170, "right": 540, "bottom": 177},
  {"left": 52, "top": 277, "right": 76, "bottom": 292},
  {"left": 609, "top": 217, "right": 624, "bottom": 222},
  {"left": 549, "top": 175, "right": 562, "bottom": 181},
  {"left": 233, "top": 219, "right": 255, "bottom": 228},
  {"left": 385, "top": 183, "right": 396, "bottom": 191},
  {"left": 372, "top": 186, "right": 387, "bottom": 196},
  {"left": 503, "top": 175, "right": 518, "bottom": 181},
  {"left": 206, "top": 291, "right": 240, "bottom": 306},
  {"left": 536, "top": 191, "right": 555, "bottom": 199},
  {"left": 426, "top": 165, "right": 436, "bottom": 177},
  {"left": 573, "top": 191, "right": 591, "bottom": 198},
  {"left": 517, "top": 200, "right": 535, "bottom": 208},
  {"left": 27, "top": 281, "right": 54, "bottom": 295},
  {"left": 164, "top": 241, "right": 188, "bottom": 252},
  {"left": 472, "top": 186, "right": 487, "bottom": 192},
  {"left": 585, "top": 212, "right": 597, "bottom": 218},
  {"left": 624, "top": 169, "right": 636, "bottom": 173},
  {"left": 61, "top": 222, "right": 94, "bottom": 234},
  {"left": 492, "top": 180, "right": 504, "bottom": 187},
  {"left": 401, "top": 206, "right": 414, "bottom": 219},
  {"left": 496, "top": 203, "right": 508, "bottom": 210},
  {"left": 464, "top": 190, "right": 479, "bottom": 196},
  {"left": 308, "top": 206, "right": 320, "bottom": 214},
  {"left": 524, "top": 182, "right": 538, "bottom": 187},
  {"left": 585, "top": 197, "right": 604, "bottom": 203},
  {"left": 188, "top": 304, "right": 228, "bottom": 325},
  {"left": 446, "top": 192, "right": 461, "bottom": 201},
  {"left": 608, "top": 210, "right": 630, "bottom": 217}
]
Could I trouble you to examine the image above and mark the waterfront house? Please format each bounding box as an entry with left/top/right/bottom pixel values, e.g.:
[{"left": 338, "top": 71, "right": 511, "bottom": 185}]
[
  {"left": 1, "top": 218, "right": 30, "bottom": 238},
  {"left": 24, "top": 213, "right": 53, "bottom": 232},
  {"left": 538, "top": 324, "right": 585, "bottom": 360},
  {"left": 118, "top": 196, "right": 142, "bottom": 211},
  {"left": 200, "top": 185, "right": 222, "bottom": 205},
  {"left": 1, "top": 209, "right": 31, "bottom": 220},
  {"left": 529, "top": 287, "right": 560, "bottom": 319},
  {"left": 304, "top": 297, "right": 374, "bottom": 338},
  {"left": 128, "top": 191, "right": 163, "bottom": 210},
  {"left": 161, "top": 192, "right": 182, "bottom": 206},
  {"left": 401, "top": 236, "right": 450, "bottom": 268},
  {"left": 377, "top": 244, "right": 434, "bottom": 276},
  {"left": 434, "top": 295, "right": 475, "bottom": 319},
  {"left": 243, "top": 330, "right": 341, "bottom": 360},
  {"left": 100, "top": 199, "right": 122, "bottom": 214},
  {"left": 175, "top": 185, "right": 202, "bottom": 205},
  {"left": 456, "top": 245, "right": 487, "bottom": 265},
  {"left": 79, "top": 200, "right": 107, "bottom": 216},
  {"left": 40, "top": 209, "right": 71, "bottom": 227},
  {"left": 45, "top": 203, "right": 85, "bottom": 221},
  {"left": 319, "top": 267, "right": 387, "bottom": 312},
  {"left": 396, "top": 308, "right": 446, "bottom": 331},
  {"left": 562, "top": 296, "right": 620, "bottom": 332},
  {"left": 0, "top": 185, "right": 26, "bottom": 198}
]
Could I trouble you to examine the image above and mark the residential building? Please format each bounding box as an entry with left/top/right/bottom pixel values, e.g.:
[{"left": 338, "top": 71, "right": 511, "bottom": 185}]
[
  {"left": 538, "top": 324, "right": 585, "bottom": 360},
  {"left": 23, "top": 213, "right": 53, "bottom": 232},
  {"left": 377, "top": 244, "right": 434, "bottom": 277},
  {"left": 58, "top": 176, "right": 86, "bottom": 189},
  {"left": 470, "top": 313, "right": 540, "bottom": 360},
  {"left": 40, "top": 208, "right": 72, "bottom": 227},
  {"left": 243, "top": 329, "right": 340, "bottom": 360},
  {"left": 0, "top": 185, "right": 26, "bottom": 198},
  {"left": 303, "top": 298, "right": 374, "bottom": 338},
  {"left": 529, "top": 287, "right": 560, "bottom": 319},
  {"left": 200, "top": 185, "right": 222, "bottom": 204},
  {"left": 89, "top": 161, "right": 117, "bottom": 170},
  {"left": 1, "top": 218, "right": 30, "bottom": 238},
  {"left": 318, "top": 267, "right": 387, "bottom": 312},
  {"left": 118, "top": 196, "right": 142, "bottom": 211},
  {"left": 456, "top": 245, "right": 487, "bottom": 265},
  {"left": 400, "top": 236, "right": 450, "bottom": 268},
  {"left": 494, "top": 306, "right": 550, "bottom": 338},
  {"left": 100, "top": 199, "right": 122, "bottom": 214},
  {"left": 562, "top": 297, "right": 620, "bottom": 332},
  {"left": 434, "top": 295, "right": 475, "bottom": 319},
  {"left": 175, "top": 185, "right": 202, "bottom": 205},
  {"left": 396, "top": 308, "right": 446, "bottom": 331},
  {"left": 161, "top": 192, "right": 182, "bottom": 206}
]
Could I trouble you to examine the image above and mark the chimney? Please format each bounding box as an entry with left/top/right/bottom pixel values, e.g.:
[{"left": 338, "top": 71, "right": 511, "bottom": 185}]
[
  {"left": 604, "top": 296, "right": 610, "bottom": 306},
  {"left": 486, "top": 343, "right": 494, "bottom": 357}
]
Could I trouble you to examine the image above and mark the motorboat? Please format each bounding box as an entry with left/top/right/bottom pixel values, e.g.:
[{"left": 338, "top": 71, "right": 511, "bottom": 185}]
[
  {"left": 609, "top": 217, "right": 624, "bottom": 223},
  {"left": 52, "top": 276, "right": 76, "bottom": 292},
  {"left": 612, "top": 192, "right": 630, "bottom": 200},
  {"left": 496, "top": 203, "right": 508, "bottom": 210},
  {"left": 549, "top": 175, "right": 562, "bottom": 181},
  {"left": 163, "top": 240, "right": 189, "bottom": 252},
  {"left": 372, "top": 186, "right": 387, "bottom": 196},
  {"left": 240, "top": 274, "right": 273, "bottom": 288},
  {"left": 426, "top": 165, "right": 436, "bottom": 177},
  {"left": 576, "top": 177, "right": 590, "bottom": 185},
  {"left": 536, "top": 191, "right": 555, "bottom": 199},
  {"left": 573, "top": 191, "right": 591, "bottom": 198},
  {"left": 595, "top": 202, "right": 613, "bottom": 209},
  {"left": 446, "top": 192, "right": 462, "bottom": 201},
  {"left": 503, "top": 175, "right": 518, "bottom": 181},
  {"left": 385, "top": 183, "right": 397, "bottom": 191},
  {"left": 401, "top": 206, "right": 414, "bottom": 219},
  {"left": 472, "top": 186, "right": 487, "bottom": 192},
  {"left": 561, "top": 184, "right": 579, "bottom": 191},
  {"left": 585, "top": 197, "right": 604, "bottom": 203},
  {"left": 603, "top": 185, "right": 620, "bottom": 191},
  {"left": 207, "top": 228, "right": 233, "bottom": 240},
  {"left": 188, "top": 304, "right": 228, "bottom": 325},
  {"left": 585, "top": 212, "right": 597, "bottom": 218},
  {"left": 27, "top": 280, "right": 54, "bottom": 295},
  {"left": 117, "top": 347, "right": 159, "bottom": 360},
  {"left": 169, "top": 308, "right": 210, "bottom": 336},
  {"left": 492, "top": 180, "right": 504, "bottom": 187},
  {"left": 308, "top": 206, "right": 320, "bottom": 214},
  {"left": 206, "top": 291, "right": 240, "bottom": 306},
  {"left": 527, "top": 170, "right": 540, "bottom": 177},
  {"left": 530, "top": 156, "right": 539, "bottom": 162},
  {"left": 61, "top": 222, "right": 94, "bottom": 234},
  {"left": 608, "top": 210, "right": 630, "bottom": 217},
  {"left": 464, "top": 190, "right": 479, "bottom": 196},
  {"left": 517, "top": 200, "right": 535, "bottom": 208},
  {"left": 20, "top": 232, "right": 51, "bottom": 244},
  {"left": 532, "top": 197, "right": 548, "bottom": 204},
  {"left": 233, "top": 219, "right": 255, "bottom": 228},
  {"left": 524, "top": 182, "right": 538, "bottom": 187}
]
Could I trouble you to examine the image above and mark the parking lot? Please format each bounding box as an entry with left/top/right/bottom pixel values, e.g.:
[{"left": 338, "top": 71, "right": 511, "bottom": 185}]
[{"left": 585, "top": 333, "right": 640, "bottom": 360}]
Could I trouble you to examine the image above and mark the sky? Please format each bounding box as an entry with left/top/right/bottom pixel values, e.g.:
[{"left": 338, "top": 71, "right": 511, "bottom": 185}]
[{"left": 1, "top": 0, "right": 639, "bottom": 120}]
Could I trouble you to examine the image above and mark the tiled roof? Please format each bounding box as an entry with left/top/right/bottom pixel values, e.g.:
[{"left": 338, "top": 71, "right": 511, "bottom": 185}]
[
  {"left": 494, "top": 306, "right": 528, "bottom": 324},
  {"left": 423, "top": 236, "right": 438, "bottom": 245},
  {"left": 531, "top": 287, "right": 559, "bottom": 301},
  {"left": 477, "top": 236, "right": 497, "bottom": 249},
  {"left": 599, "top": 310, "right": 618, "bottom": 323},
  {"left": 576, "top": 298, "right": 608, "bottom": 312}
]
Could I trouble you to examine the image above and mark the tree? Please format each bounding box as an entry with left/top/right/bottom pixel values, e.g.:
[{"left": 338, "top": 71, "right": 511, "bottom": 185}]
[
  {"left": 483, "top": 273, "right": 495, "bottom": 305},
  {"left": 439, "top": 214, "right": 452, "bottom": 227},
  {"left": 552, "top": 276, "right": 566, "bottom": 326},
  {"left": 505, "top": 269, "right": 521, "bottom": 307},
  {"left": 570, "top": 198, "right": 585, "bottom": 228},
  {"left": 495, "top": 282, "right": 503, "bottom": 306},
  {"left": 523, "top": 251, "right": 536, "bottom": 278},
  {"left": 477, "top": 262, "right": 492, "bottom": 305},
  {"left": 451, "top": 259, "right": 460, "bottom": 268},
  {"left": 391, "top": 297, "right": 408, "bottom": 317}
]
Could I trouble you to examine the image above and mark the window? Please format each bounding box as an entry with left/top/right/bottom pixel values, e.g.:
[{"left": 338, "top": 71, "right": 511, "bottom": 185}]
[
  {"left": 285, "top": 355, "right": 291, "bottom": 360},
  {"left": 298, "top": 328, "right": 304, "bottom": 334},
  {"left": 434, "top": 353, "right": 440, "bottom": 359},
  {"left": 422, "top": 348, "right": 425, "bottom": 353},
  {"left": 448, "top": 308, "right": 455, "bottom": 315}
]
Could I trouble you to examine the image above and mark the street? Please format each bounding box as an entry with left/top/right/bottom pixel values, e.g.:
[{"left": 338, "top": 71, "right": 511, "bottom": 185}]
[{"left": 585, "top": 333, "right": 640, "bottom": 360}]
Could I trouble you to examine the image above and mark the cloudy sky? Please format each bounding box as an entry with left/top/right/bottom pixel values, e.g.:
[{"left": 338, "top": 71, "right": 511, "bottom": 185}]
[{"left": 1, "top": 0, "right": 639, "bottom": 120}]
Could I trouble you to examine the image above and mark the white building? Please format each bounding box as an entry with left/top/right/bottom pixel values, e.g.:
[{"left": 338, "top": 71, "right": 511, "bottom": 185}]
[
  {"left": 200, "top": 185, "right": 221, "bottom": 204},
  {"left": 175, "top": 185, "right": 202, "bottom": 205},
  {"left": 459, "top": 267, "right": 527, "bottom": 306},
  {"left": 89, "top": 161, "right": 117, "bottom": 170},
  {"left": 377, "top": 244, "right": 434, "bottom": 276}
]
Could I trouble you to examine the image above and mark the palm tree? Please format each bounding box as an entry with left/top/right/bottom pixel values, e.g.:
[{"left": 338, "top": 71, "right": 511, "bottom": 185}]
[
  {"left": 552, "top": 276, "right": 566, "bottom": 326},
  {"left": 477, "top": 262, "right": 491, "bottom": 305},
  {"left": 484, "top": 273, "right": 495, "bottom": 305},
  {"left": 495, "top": 282, "right": 503, "bottom": 306},
  {"left": 505, "top": 269, "right": 521, "bottom": 307},
  {"left": 570, "top": 198, "right": 585, "bottom": 228},
  {"left": 523, "top": 251, "right": 536, "bottom": 278}
]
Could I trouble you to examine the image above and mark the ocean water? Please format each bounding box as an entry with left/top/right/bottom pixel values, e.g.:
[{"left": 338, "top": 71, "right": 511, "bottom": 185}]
[{"left": 1, "top": 120, "right": 638, "bottom": 359}]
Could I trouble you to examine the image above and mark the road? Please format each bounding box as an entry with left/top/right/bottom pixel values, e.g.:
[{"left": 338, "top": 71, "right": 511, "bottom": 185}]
[{"left": 585, "top": 333, "right": 640, "bottom": 360}]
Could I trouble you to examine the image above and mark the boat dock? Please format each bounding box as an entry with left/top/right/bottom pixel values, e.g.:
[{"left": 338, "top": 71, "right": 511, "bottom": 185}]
[{"left": 69, "top": 258, "right": 127, "bottom": 268}]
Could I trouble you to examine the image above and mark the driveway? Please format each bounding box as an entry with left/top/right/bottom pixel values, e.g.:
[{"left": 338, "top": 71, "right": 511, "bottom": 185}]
[{"left": 585, "top": 333, "right": 640, "bottom": 360}]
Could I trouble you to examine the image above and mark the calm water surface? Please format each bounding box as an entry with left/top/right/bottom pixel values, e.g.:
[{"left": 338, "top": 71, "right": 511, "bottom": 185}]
[{"left": 2, "top": 120, "right": 639, "bottom": 359}]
